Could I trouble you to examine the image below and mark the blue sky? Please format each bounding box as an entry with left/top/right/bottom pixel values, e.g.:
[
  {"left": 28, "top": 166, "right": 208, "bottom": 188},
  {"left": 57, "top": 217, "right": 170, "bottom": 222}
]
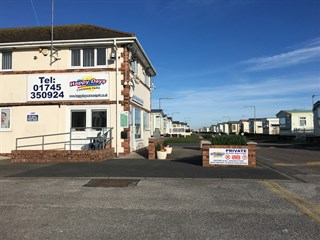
[{"left": 1, "top": 0, "right": 320, "bottom": 129}]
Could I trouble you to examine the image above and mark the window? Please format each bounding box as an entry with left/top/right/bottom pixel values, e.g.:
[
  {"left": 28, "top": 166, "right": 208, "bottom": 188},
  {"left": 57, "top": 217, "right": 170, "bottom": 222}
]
[
  {"left": 71, "top": 111, "right": 86, "bottom": 131},
  {"left": 135, "top": 108, "right": 141, "bottom": 139},
  {"left": 143, "top": 71, "right": 149, "bottom": 86},
  {"left": 130, "top": 59, "right": 138, "bottom": 75},
  {"left": 91, "top": 110, "right": 107, "bottom": 130},
  {"left": 280, "top": 117, "right": 286, "bottom": 127},
  {"left": 299, "top": 117, "right": 306, "bottom": 126},
  {"left": 71, "top": 49, "right": 80, "bottom": 66},
  {"left": 1, "top": 108, "right": 11, "bottom": 130},
  {"left": 83, "top": 48, "right": 94, "bottom": 67},
  {"left": 97, "top": 48, "right": 106, "bottom": 65},
  {"left": 71, "top": 48, "right": 107, "bottom": 68},
  {"left": 1, "top": 52, "right": 12, "bottom": 70},
  {"left": 143, "top": 112, "right": 149, "bottom": 130}
]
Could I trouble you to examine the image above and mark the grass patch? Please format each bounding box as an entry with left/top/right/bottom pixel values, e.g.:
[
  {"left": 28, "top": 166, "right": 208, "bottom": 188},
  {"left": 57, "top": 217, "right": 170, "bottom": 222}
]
[
  {"left": 210, "top": 135, "right": 247, "bottom": 145},
  {"left": 164, "top": 135, "right": 200, "bottom": 144}
]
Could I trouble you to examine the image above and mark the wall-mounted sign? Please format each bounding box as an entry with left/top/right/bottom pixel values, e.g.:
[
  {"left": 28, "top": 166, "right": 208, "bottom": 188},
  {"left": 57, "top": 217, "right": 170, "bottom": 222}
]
[
  {"left": 27, "top": 112, "right": 39, "bottom": 122},
  {"left": 27, "top": 73, "right": 109, "bottom": 102},
  {"left": 209, "top": 148, "right": 248, "bottom": 165},
  {"left": 120, "top": 112, "right": 129, "bottom": 128},
  {"left": 131, "top": 95, "right": 144, "bottom": 106}
]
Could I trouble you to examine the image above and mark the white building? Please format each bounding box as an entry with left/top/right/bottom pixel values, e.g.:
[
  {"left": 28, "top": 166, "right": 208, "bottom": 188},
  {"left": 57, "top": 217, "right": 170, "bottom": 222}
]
[
  {"left": 0, "top": 24, "right": 156, "bottom": 156},
  {"left": 150, "top": 109, "right": 164, "bottom": 136},
  {"left": 262, "top": 117, "right": 280, "bottom": 135},
  {"left": 276, "top": 110, "right": 313, "bottom": 135},
  {"left": 239, "top": 119, "right": 249, "bottom": 134},
  {"left": 228, "top": 121, "right": 240, "bottom": 134},
  {"left": 172, "top": 121, "right": 191, "bottom": 136},
  {"left": 248, "top": 118, "right": 263, "bottom": 134}
]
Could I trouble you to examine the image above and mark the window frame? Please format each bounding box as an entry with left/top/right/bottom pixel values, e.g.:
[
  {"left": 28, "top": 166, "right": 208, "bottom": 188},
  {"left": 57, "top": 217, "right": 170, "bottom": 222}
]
[
  {"left": 69, "top": 106, "right": 109, "bottom": 132},
  {"left": 70, "top": 48, "right": 107, "bottom": 69},
  {"left": 71, "top": 110, "right": 87, "bottom": 131},
  {"left": 91, "top": 109, "right": 107, "bottom": 130},
  {"left": 0, "top": 51, "right": 12, "bottom": 71},
  {"left": 299, "top": 116, "right": 307, "bottom": 127},
  {"left": 134, "top": 108, "right": 142, "bottom": 139},
  {"left": 143, "top": 112, "right": 150, "bottom": 131}
]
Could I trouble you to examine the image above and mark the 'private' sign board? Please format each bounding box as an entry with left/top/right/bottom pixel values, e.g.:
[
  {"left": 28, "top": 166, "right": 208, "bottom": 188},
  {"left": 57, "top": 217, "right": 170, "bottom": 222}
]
[{"left": 209, "top": 148, "right": 248, "bottom": 165}]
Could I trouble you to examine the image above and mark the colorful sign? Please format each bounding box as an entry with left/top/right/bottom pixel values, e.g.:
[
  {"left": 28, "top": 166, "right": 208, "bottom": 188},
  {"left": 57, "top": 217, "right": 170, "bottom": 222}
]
[
  {"left": 209, "top": 148, "right": 248, "bottom": 165},
  {"left": 27, "top": 73, "right": 109, "bottom": 101}
]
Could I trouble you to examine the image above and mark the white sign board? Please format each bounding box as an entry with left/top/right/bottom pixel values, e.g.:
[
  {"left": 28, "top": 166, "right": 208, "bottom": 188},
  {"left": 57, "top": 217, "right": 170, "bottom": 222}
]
[
  {"left": 209, "top": 148, "right": 248, "bottom": 165},
  {"left": 27, "top": 73, "right": 109, "bottom": 101}
]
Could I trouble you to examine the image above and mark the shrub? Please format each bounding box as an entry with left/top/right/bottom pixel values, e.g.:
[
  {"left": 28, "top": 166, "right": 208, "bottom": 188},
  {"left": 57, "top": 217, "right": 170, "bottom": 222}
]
[
  {"left": 210, "top": 135, "right": 247, "bottom": 145},
  {"left": 156, "top": 143, "right": 161, "bottom": 151}
]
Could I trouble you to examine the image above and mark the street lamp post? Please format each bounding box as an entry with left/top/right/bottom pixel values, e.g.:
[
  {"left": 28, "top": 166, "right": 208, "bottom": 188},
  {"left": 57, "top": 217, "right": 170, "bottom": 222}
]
[
  {"left": 244, "top": 106, "right": 256, "bottom": 134},
  {"left": 159, "top": 97, "right": 173, "bottom": 109}
]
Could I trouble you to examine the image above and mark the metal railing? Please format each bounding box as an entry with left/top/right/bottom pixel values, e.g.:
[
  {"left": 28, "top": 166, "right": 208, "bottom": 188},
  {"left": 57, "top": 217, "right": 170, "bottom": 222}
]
[{"left": 16, "top": 127, "right": 113, "bottom": 151}]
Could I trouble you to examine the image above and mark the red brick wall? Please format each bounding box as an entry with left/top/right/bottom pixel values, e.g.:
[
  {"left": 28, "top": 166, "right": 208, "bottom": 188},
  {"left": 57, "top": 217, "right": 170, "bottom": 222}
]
[
  {"left": 11, "top": 148, "right": 114, "bottom": 163},
  {"left": 119, "top": 47, "right": 131, "bottom": 156},
  {"left": 202, "top": 144, "right": 256, "bottom": 168},
  {"left": 148, "top": 138, "right": 164, "bottom": 160}
]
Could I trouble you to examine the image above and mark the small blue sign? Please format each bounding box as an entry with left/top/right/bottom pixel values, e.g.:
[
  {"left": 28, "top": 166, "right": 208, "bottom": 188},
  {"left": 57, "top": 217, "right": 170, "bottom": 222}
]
[{"left": 27, "top": 115, "right": 38, "bottom": 122}]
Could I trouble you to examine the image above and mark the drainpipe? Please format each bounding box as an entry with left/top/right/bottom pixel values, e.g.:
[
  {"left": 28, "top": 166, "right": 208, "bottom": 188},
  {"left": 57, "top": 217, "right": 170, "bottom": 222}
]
[{"left": 113, "top": 39, "right": 119, "bottom": 157}]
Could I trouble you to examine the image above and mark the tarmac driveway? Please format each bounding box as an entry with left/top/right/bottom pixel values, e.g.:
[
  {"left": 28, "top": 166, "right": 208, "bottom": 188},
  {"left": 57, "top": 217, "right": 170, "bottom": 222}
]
[{"left": 1, "top": 144, "right": 288, "bottom": 180}]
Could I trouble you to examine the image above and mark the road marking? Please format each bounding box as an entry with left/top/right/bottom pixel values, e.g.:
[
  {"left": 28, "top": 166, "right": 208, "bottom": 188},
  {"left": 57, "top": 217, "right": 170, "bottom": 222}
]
[
  {"left": 260, "top": 180, "right": 320, "bottom": 224},
  {"left": 273, "top": 162, "right": 320, "bottom": 167}
]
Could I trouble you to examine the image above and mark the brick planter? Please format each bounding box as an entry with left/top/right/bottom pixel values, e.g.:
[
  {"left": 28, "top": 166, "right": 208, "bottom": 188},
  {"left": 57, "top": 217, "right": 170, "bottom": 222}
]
[
  {"left": 148, "top": 138, "right": 164, "bottom": 160},
  {"left": 202, "top": 142, "right": 256, "bottom": 168},
  {"left": 11, "top": 148, "right": 114, "bottom": 163}
]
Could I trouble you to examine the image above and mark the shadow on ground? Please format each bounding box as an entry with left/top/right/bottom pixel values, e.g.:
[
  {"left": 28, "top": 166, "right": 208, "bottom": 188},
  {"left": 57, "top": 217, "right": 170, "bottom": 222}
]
[{"left": 2, "top": 143, "right": 289, "bottom": 180}]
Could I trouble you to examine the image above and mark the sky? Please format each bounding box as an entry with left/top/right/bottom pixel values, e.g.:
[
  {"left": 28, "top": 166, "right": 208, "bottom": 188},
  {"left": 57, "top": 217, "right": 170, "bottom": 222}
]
[{"left": 0, "top": 0, "right": 320, "bottom": 129}]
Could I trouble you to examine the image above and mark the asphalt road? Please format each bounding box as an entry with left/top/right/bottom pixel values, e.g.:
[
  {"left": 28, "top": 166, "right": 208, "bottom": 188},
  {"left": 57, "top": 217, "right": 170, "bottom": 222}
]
[
  {"left": 0, "top": 143, "right": 319, "bottom": 239},
  {"left": 0, "top": 144, "right": 289, "bottom": 180}
]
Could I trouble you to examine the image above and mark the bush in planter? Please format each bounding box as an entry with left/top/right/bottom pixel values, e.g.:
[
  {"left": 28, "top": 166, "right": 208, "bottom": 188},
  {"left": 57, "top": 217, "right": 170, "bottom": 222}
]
[
  {"left": 156, "top": 143, "right": 161, "bottom": 151},
  {"left": 156, "top": 143, "right": 167, "bottom": 159},
  {"left": 163, "top": 140, "right": 169, "bottom": 147},
  {"left": 163, "top": 140, "right": 173, "bottom": 154},
  {"left": 210, "top": 135, "right": 247, "bottom": 145}
]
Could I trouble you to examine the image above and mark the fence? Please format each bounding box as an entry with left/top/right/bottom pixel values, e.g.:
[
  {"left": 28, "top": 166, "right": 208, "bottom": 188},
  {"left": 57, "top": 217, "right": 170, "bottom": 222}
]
[{"left": 16, "top": 127, "right": 113, "bottom": 151}]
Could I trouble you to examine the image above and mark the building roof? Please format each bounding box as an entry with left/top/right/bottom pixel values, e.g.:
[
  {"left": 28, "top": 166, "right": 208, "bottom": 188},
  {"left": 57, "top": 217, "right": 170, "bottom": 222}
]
[
  {"left": 0, "top": 24, "right": 135, "bottom": 43},
  {"left": 313, "top": 101, "right": 320, "bottom": 111},
  {"left": 0, "top": 24, "right": 157, "bottom": 76},
  {"left": 279, "top": 109, "right": 312, "bottom": 113},
  {"left": 276, "top": 109, "right": 312, "bottom": 116},
  {"left": 151, "top": 109, "right": 163, "bottom": 113}
]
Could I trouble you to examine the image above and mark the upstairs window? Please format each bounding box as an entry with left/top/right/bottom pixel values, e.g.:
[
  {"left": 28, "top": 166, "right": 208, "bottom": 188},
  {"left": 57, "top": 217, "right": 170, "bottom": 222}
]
[
  {"left": 143, "top": 71, "right": 149, "bottom": 86},
  {"left": 130, "top": 58, "right": 138, "bottom": 75},
  {"left": 299, "top": 117, "right": 306, "bottom": 126},
  {"left": 1, "top": 52, "right": 12, "bottom": 70},
  {"left": 71, "top": 48, "right": 107, "bottom": 68}
]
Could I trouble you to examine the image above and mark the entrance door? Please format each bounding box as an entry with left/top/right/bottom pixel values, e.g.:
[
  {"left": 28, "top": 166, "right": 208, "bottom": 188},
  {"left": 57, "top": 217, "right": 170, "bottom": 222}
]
[{"left": 68, "top": 107, "right": 108, "bottom": 150}]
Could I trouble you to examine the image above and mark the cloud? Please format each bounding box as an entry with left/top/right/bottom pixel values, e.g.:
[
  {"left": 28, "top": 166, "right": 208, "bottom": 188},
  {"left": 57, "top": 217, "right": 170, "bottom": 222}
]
[
  {"left": 241, "top": 39, "right": 320, "bottom": 71},
  {"left": 153, "top": 75, "right": 318, "bottom": 128}
]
